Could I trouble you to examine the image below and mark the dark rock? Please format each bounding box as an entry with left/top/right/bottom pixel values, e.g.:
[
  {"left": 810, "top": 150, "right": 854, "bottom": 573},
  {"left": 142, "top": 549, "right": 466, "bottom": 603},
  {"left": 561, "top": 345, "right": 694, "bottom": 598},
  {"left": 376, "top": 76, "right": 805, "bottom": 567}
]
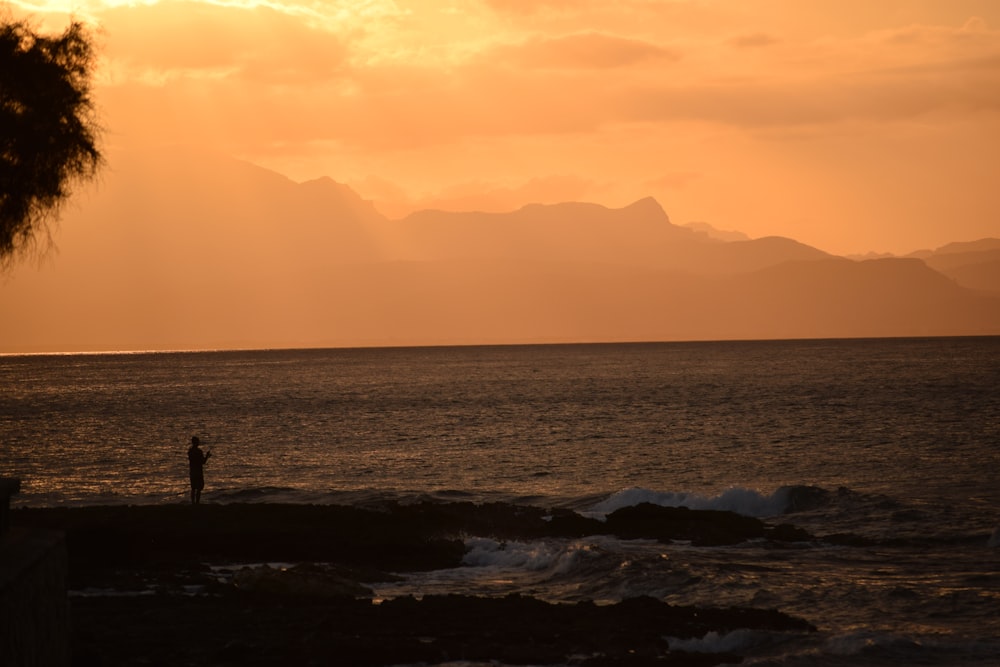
[
  {"left": 12, "top": 503, "right": 819, "bottom": 666},
  {"left": 69, "top": 593, "right": 812, "bottom": 666},
  {"left": 606, "top": 503, "right": 767, "bottom": 546},
  {"left": 232, "top": 562, "right": 373, "bottom": 598},
  {"left": 780, "top": 485, "right": 832, "bottom": 513},
  {"left": 766, "top": 523, "right": 812, "bottom": 542}
]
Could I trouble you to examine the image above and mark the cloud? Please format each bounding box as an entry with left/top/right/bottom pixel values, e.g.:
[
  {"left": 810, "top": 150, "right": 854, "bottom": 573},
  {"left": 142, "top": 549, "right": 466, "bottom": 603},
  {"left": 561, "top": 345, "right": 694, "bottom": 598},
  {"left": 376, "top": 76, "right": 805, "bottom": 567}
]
[
  {"left": 481, "top": 0, "right": 670, "bottom": 20},
  {"left": 621, "top": 69, "right": 1000, "bottom": 130},
  {"left": 495, "top": 32, "right": 679, "bottom": 69},
  {"left": 482, "top": 0, "right": 596, "bottom": 16},
  {"left": 93, "top": 0, "right": 1000, "bottom": 163},
  {"left": 728, "top": 33, "right": 779, "bottom": 49},
  {"left": 876, "top": 15, "right": 992, "bottom": 46},
  {"left": 100, "top": 1, "right": 351, "bottom": 84},
  {"left": 616, "top": 18, "right": 1000, "bottom": 129}
]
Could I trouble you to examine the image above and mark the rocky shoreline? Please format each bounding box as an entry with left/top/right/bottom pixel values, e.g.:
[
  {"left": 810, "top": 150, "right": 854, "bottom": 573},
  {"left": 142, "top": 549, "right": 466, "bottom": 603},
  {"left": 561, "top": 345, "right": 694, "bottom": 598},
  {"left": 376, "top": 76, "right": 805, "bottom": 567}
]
[{"left": 14, "top": 502, "right": 817, "bottom": 666}]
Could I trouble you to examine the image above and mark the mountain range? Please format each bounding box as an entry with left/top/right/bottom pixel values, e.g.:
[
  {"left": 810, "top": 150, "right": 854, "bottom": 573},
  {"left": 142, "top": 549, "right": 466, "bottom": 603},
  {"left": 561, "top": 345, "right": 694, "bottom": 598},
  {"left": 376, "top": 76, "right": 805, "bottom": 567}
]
[{"left": 1, "top": 147, "right": 998, "bottom": 352}]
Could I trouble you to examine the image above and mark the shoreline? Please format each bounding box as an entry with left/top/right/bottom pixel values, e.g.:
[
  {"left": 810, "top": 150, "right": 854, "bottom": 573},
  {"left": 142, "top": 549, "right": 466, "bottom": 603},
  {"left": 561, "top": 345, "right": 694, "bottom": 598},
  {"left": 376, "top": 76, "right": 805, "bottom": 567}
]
[{"left": 14, "top": 501, "right": 817, "bottom": 665}]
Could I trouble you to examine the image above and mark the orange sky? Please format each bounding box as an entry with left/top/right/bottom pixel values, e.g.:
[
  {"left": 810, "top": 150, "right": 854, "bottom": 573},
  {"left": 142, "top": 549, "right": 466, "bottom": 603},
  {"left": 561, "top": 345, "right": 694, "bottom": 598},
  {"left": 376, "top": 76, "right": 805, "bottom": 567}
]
[{"left": 8, "top": 0, "right": 1000, "bottom": 255}]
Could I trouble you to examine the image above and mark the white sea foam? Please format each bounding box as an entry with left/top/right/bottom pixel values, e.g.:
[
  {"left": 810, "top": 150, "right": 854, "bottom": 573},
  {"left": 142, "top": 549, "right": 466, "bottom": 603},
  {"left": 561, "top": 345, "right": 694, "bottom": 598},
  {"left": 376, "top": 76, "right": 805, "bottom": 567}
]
[
  {"left": 462, "top": 538, "right": 558, "bottom": 571},
  {"left": 822, "top": 630, "right": 1000, "bottom": 665},
  {"left": 461, "top": 537, "right": 601, "bottom": 575},
  {"left": 585, "top": 486, "right": 794, "bottom": 519},
  {"left": 664, "top": 629, "right": 767, "bottom": 653}
]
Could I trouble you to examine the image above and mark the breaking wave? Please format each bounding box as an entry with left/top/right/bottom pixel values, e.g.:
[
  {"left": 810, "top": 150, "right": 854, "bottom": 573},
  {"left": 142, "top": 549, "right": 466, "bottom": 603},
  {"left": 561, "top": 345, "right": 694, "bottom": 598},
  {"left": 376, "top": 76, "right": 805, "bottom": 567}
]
[
  {"left": 665, "top": 628, "right": 777, "bottom": 654},
  {"left": 585, "top": 485, "right": 832, "bottom": 519}
]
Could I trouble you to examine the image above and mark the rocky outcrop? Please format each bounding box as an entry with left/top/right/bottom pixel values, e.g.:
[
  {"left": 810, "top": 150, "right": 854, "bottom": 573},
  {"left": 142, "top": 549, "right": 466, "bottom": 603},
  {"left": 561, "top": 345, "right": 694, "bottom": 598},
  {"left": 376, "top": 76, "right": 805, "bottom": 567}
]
[
  {"left": 71, "top": 593, "right": 814, "bottom": 666},
  {"left": 13, "top": 502, "right": 819, "bottom": 665}
]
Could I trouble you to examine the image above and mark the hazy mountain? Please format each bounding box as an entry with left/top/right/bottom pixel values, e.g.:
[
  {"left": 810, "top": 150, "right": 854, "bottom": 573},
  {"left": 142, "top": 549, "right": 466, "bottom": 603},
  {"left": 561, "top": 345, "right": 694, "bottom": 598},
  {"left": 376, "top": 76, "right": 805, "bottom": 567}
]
[
  {"left": 904, "top": 240, "right": 1000, "bottom": 294},
  {"left": 1, "top": 146, "right": 997, "bottom": 352},
  {"left": 930, "top": 256, "right": 1000, "bottom": 294},
  {"left": 388, "top": 198, "right": 830, "bottom": 275},
  {"left": 907, "top": 238, "right": 1000, "bottom": 259},
  {"left": 720, "top": 257, "right": 1000, "bottom": 339},
  {"left": 388, "top": 197, "right": 697, "bottom": 266},
  {"left": 683, "top": 221, "right": 750, "bottom": 242}
]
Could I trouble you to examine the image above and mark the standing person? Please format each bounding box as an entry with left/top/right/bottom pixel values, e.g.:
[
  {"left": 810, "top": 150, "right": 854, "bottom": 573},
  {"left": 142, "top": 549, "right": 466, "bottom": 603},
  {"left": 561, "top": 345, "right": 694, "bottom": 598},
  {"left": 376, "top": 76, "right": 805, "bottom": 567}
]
[{"left": 187, "top": 436, "right": 211, "bottom": 504}]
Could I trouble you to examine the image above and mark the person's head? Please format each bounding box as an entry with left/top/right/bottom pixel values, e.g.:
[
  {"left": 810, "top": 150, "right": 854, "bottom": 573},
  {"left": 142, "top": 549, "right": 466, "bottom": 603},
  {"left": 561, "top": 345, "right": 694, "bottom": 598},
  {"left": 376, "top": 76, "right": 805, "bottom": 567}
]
[{"left": 191, "top": 436, "right": 201, "bottom": 447}]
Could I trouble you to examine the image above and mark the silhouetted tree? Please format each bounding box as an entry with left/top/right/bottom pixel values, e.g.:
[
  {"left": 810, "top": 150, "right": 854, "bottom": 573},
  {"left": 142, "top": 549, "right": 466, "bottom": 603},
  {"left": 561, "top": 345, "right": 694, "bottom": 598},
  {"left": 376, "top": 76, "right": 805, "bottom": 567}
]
[{"left": 0, "top": 14, "right": 101, "bottom": 268}]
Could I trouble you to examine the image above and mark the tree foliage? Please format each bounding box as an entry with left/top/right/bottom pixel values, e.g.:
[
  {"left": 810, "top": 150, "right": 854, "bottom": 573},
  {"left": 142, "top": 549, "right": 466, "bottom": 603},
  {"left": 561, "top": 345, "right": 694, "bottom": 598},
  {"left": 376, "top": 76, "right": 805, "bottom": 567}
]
[{"left": 0, "top": 15, "right": 101, "bottom": 268}]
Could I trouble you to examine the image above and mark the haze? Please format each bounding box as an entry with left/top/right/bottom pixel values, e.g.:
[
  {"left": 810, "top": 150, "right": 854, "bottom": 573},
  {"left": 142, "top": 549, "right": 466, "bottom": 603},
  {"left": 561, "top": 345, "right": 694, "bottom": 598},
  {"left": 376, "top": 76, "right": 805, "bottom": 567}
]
[{"left": 3, "top": 0, "right": 1000, "bottom": 352}]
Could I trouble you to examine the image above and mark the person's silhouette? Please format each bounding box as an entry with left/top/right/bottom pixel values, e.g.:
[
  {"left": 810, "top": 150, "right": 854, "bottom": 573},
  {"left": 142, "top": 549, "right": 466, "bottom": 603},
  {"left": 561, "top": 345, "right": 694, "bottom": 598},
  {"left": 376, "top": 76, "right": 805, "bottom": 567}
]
[{"left": 187, "top": 436, "right": 211, "bottom": 504}]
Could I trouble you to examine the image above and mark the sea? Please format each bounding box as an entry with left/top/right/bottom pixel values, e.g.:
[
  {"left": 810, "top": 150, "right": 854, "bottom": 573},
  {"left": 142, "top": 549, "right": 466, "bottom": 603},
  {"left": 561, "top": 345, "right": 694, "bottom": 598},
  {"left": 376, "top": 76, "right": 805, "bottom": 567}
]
[{"left": 3, "top": 337, "right": 999, "bottom": 666}]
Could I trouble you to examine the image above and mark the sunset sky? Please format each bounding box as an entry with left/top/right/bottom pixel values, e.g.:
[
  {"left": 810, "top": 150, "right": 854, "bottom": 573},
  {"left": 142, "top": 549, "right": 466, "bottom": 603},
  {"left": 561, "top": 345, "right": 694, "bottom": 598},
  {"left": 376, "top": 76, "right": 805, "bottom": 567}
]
[{"left": 8, "top": 0, "right": 1000, "bottom": 255}]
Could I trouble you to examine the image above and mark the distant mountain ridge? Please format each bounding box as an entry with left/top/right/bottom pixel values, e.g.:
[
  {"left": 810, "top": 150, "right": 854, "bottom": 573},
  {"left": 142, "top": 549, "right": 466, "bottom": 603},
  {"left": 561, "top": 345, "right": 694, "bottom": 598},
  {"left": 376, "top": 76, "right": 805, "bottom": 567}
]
[
  {"left": 907, "top": 238, "right": 1000, "bottom": 258},
  {"left": 902, "top": 239, "right": 1000, "bottom": 295},
  {"left": 386, "top": 196, "right": 831, "bottom": 275},
  {"left": 1, "top": 146, "right": 997, "bottom": 352},
  {"left": 683, "top": 221, "right": 750, "bottom": 243}
]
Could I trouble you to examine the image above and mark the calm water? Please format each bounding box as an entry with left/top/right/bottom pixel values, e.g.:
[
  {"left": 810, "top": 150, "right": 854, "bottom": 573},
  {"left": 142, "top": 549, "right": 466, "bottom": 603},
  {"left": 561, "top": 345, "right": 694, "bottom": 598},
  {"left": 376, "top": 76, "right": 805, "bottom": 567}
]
[{"left": 3, "top": 337, "right": 1000, "bottom": 665}]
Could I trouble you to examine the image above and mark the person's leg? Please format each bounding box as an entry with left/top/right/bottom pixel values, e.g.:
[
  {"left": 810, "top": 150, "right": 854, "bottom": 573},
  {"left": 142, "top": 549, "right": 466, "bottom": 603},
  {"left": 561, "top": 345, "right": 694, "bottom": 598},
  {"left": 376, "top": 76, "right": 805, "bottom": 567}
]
[{"left": 191, "top": 476, "right": 203, "bottom": 504}]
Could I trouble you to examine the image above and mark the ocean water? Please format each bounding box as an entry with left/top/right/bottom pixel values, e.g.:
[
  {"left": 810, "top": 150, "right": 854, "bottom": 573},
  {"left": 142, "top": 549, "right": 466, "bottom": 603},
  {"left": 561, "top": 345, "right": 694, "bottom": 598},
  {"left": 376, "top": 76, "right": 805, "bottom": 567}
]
[{"left": 3, "top": 337, "right": 1000, "bottom": 665}]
